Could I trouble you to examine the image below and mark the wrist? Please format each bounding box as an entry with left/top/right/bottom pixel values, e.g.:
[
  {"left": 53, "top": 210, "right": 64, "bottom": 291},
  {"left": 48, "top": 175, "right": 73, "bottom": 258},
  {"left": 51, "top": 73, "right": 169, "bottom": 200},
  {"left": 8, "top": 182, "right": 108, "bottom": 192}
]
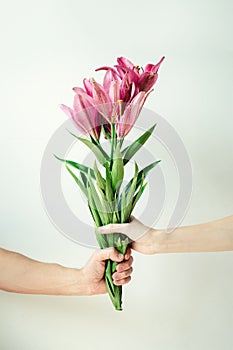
[
  {"left": 60, "top": 267, "right": 87, "bottom": 296},
  {"left": 149, "top": 228, "right": 168, "bottom": 254},
  {"left": 135, "top": 227, "right": 165, "bottom": 255}
]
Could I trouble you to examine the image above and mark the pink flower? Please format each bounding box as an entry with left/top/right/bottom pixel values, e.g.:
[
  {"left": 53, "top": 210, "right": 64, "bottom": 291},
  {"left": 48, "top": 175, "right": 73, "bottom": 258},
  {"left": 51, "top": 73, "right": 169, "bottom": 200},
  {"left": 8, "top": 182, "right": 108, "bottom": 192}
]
[
  {"left": 74, "top": 78, "right": 114, "bottom": 123},
  {"left": 96, "top": 56, "right": 164, "bottom": 101},
  {"left": 116, "top": 91, "right": 150, "bottom": 138},
  {"left": 61, "top": 56, "right": 164, "bottom": 140},
  {"left": 60, "top": 90, "right": 102, "bottom": 140}
]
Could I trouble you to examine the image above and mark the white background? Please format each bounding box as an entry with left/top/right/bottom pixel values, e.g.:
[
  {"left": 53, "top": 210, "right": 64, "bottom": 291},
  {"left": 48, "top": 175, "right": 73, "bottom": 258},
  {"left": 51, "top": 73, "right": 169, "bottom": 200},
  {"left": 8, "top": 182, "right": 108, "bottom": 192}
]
[{"left": 0, "top": 0, "right": 233, "bottom": 349}]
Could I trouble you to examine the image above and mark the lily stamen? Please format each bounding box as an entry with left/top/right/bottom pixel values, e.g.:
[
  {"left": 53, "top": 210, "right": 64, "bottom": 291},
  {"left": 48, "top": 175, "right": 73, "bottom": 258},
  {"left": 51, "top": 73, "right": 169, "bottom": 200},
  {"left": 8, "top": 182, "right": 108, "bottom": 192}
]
[{"left": 117, "top": 99, "right": 123, "bottom": 117}]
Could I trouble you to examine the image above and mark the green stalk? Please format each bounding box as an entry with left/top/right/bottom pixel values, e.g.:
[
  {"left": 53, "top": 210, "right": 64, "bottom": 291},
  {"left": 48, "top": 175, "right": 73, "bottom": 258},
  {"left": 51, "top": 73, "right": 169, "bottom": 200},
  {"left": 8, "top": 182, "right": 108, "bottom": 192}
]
[
  {"left": 110, "top": 123, "right": 116, "bottom": 169},
  {"left": 118, "top": 137, "right": 124, "bottom": 150},
  {"left": 103, "top": 232, "right": 128, "bottom": 311}
]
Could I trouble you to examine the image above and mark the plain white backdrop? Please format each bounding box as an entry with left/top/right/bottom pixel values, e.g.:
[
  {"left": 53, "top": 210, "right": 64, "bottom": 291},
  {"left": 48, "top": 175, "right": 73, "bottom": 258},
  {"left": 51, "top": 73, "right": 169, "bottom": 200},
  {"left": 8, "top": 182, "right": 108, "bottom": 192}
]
[{"left": 0, "top": 0, "right": 233, "bottom": 349}]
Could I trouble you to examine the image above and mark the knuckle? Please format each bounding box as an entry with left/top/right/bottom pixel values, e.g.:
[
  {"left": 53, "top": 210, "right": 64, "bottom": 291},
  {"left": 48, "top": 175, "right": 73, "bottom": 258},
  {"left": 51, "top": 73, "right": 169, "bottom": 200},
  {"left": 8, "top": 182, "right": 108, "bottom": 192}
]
[
  {"left": 123, "top": 276, "right": 131, "bottom": 284},
  {"left": 109, "top": 247, "right": 115, "bottom": 254}
]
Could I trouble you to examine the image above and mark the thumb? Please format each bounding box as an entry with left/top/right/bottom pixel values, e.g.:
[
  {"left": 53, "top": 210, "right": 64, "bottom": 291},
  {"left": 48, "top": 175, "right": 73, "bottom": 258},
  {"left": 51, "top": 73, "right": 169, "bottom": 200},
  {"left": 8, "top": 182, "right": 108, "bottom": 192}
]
[{"left": 94, "top": 247, "right": 124, "bottom": 263}]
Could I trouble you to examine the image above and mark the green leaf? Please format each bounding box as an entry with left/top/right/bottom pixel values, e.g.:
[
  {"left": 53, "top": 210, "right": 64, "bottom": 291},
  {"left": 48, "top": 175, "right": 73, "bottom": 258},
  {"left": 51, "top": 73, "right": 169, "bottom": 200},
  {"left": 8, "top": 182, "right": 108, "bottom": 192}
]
[
  {"left": 105, "top": 260, "right": 117, "bottom": 305},
  {"left": 93, "top": 161, "right": 106, "bottom": 190},
  {"left": 65, "top": 165, "right": 88, "bottom": 197},
  {"left": 120, "top": 189, "right": 127, "bottom": 223},
  {"left": 121, "top": 236, "right": 129, "bottom": 254},
  {"left": 122, "top": 124, "right": 156, "bottom": 165},
  {"left": 131, "top": 172, "right": 147, "bottom": 210},
  {"left": 106, "top": 233, "right": 114, "bottom": 248},
  {"left": 54, "top": 155, "right": 95, "bottom": 179},
  {"left": 87, "top": 170, "right": 108, "bottom": 225},
  {"left": 132, "top": 182, "right": 148, "bottom": 210},
  {"left": 111, "top": 142, "right": 124, "bottom": 192},
  {"left": 76, "top": 136, "right": 108, "bottom": 166},
  {"left": 88, "top": 202, "right": 102, "bottom": 227},
  {"left": 89, "top": 134, "right": 110, "bottom": 160},
  {"left": 80, "top": 171, "right": 88, "bottom": 187},
  {"left": 105, "top": 163, "right": 113, "bottom": 202},
  {"left": 124, "top": 160, "right": 161, "bottom": 195},
  {"left": 95, "top": 230, "right": 107, "bottom": 248},
  {"left": 123, "top": 162, "right": 139, "bottom": 219}
]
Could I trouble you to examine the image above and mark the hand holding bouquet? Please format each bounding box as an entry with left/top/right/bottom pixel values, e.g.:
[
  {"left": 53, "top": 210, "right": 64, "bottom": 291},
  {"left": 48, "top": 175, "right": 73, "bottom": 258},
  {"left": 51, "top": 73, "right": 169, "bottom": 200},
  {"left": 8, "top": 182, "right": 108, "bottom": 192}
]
[{"left": 57, "top": 56, "right": 164, "bottom": 310}]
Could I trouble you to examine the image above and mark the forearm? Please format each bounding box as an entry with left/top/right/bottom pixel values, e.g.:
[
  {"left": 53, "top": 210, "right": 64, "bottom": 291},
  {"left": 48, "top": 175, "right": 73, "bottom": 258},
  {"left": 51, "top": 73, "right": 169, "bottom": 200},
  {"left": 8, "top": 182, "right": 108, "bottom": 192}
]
[
  {"left": 152, "top": 215, "right": 233, "bottom": 254},
  {"left": 0, "top": 248, "right": 86, "bottom": 295}
]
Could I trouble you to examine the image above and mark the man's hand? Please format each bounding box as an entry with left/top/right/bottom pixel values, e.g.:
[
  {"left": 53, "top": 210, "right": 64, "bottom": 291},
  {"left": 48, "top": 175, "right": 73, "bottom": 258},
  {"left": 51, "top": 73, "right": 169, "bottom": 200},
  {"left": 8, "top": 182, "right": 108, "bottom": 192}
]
[
  {"left": 0, "top": 247, "right": 133, "bottom": 296},
  {"left": 81, "top": 247, "right": 133, "bottom": 295}
]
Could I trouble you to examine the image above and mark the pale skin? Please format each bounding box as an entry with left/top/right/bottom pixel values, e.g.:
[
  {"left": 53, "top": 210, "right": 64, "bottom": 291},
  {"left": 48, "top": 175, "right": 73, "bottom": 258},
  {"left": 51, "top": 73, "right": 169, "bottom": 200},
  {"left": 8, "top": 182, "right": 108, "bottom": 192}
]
[
  {"left": 0, "top": 247, "right": 133, "bottom": 296},
  {"left": 98, "top": 215, "right": 233, "bottom": 255}
]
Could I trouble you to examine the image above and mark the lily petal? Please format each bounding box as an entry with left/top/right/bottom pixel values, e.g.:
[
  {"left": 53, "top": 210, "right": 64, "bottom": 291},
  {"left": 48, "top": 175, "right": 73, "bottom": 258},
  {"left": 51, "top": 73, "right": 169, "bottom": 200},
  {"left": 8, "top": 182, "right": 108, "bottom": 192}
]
[
  {"left": 116, "top": 92, "right": 147, "bottom": 137},
  {"left": 109, "top": 80, "right": 120, "bottom": 103},
  {"left": 145, "top": 56, "right": 165, "bottom": 73},
  {"left": 60, "top": 104, "right": 87, "bottom": 135},
  {"left": 138, "top": 72, "right": 158, "bottom": 92},
  {"left": 60, "top": 104, "right": 74, "bottom": 119},
  {"left": 103, "top": 69, "right": 121, "bottom": 92},
  {"left": 83, "top": 78, "right": 94, "bottom": 97},
  {"left": 90, "top": 78, "right": 113, "bottom": 122},
  {"left": 117, "top": 57, "right": 135, "bottom": 70}
]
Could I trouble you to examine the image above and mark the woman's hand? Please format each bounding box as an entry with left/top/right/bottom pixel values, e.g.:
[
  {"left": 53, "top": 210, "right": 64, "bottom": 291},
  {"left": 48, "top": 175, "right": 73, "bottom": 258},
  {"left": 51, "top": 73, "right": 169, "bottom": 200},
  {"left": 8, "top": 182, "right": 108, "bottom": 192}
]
[
  {"left": 97, "top": 217, "right": 163, "bottom": 255},
  {"left": 98, "top": 215, "right": 233, "bottom": 254}
]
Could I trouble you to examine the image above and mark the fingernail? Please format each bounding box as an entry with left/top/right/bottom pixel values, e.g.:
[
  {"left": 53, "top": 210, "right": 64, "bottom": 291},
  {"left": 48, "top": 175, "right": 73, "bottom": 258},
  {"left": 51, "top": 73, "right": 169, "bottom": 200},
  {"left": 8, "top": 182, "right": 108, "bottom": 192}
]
[{"left": 118, "top": 253, "right": 124, "bottom": 259}]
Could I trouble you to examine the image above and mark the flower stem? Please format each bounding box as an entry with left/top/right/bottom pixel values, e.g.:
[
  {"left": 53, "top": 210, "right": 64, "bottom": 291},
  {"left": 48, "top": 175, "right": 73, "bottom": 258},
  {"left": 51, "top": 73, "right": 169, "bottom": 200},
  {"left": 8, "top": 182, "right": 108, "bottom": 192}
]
[
  {"left": 110, "top": 123, "right": 116, "bottom": 169},
  {"left": 104, "top": 232, "right": 128, "bottom": 311}
]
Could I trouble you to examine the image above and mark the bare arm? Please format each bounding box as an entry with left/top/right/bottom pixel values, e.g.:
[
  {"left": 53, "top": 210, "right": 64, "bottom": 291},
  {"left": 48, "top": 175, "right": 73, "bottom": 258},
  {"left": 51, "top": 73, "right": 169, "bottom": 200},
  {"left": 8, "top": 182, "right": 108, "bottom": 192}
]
[
  {"left": 0, "top": 247, "right": 133, "bottom": 295},
  {"left": 157, "top": 215, "right": 233, "bottom": 254},
  {"left": 98, "top": 215, "right": 233, "bottom": 255}
]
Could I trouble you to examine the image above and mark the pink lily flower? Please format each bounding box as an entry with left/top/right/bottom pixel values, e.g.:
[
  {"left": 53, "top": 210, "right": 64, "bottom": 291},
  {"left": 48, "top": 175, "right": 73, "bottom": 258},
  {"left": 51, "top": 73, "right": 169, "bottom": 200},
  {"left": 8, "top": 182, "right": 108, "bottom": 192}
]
[
  {"left": 117, "top": 57, "right": 135, "bottom": 71},
  {"left": 116, "top": 91, "right": 150, "bottom": 138},
  {"left": 74, "top": 78, "right": 114, "bottom": 124},
  {"left": 96, "top": 56, "right": 164, "bottom": 101},
  {"left": 138, "top": 56, "right": 165, "bottom": 92},
  {"left": 60, "top": 90, "right": 102, "bottom": 140},
  {"left": 102, "top": 68, "right": 121, "bottom": 92},
  {"left": 144, "top": 56, "right": 165, "bottom": 73},
  {"left": 119, "top": 71, "right": 139, "bottom": 102}
]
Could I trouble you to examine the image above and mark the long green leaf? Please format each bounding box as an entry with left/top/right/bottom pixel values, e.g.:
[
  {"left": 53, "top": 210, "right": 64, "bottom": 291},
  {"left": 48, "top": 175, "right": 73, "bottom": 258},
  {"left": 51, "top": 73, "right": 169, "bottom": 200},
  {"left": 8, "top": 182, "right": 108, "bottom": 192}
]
[
  {"left": 80, "top": 171, "right": 88, "bottom": 187},
  {"left": 87, "top": 170, "right": 108, "bottom": 225},
  {"left": 65, "top": 165, "right": 88, "bottom": 197},
  {"left": 83, "top": 132, "right": 110, "bottom": 160},
  {"left": 112, "top": 209, "right": 120, "bottom": 223},
  {"left": 76, "top": 137, "right": 108, "bottom": 166},
  {"left": 120, "top": 189, "right": 127, "bottom": 223},
  {"left": 105, "top": 261, "right": 117, "bottom": 304},
  {"left": 54, "top": 155, "right": 95, "bottom": 179},
  {"left": 122, "top": 124, "right": 156, "bottom": 165},
  {"left": 105, "top": 163, "right": 113, "bottom": 202},
  {"left": 94, "top": 161, "right": 106, "bottom": 190},
  {"left": 124, "top": 160, "right": 161, "bottom": 195},
  {"left": 132, "top": 182, "right": 148, "bottom": 210},
  {"left": 123, "top": 163, "right": 138, "bottom": 219},
  {"left": 88, "top": 202, "right": 102, "bottom": 228},
  {"left": 112, "top": 142, "right": 124, "bottom": 192},
  {"left": 95, "top": 229, "right": 107, "bottom": 247}
]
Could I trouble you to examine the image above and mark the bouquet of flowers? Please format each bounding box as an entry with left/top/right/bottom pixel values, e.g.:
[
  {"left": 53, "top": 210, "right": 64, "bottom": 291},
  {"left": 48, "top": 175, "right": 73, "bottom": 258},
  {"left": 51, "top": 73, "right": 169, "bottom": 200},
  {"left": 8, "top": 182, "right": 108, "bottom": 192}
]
[{"left": 57, "top": 56, "right": 164, "bottom": 310}]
